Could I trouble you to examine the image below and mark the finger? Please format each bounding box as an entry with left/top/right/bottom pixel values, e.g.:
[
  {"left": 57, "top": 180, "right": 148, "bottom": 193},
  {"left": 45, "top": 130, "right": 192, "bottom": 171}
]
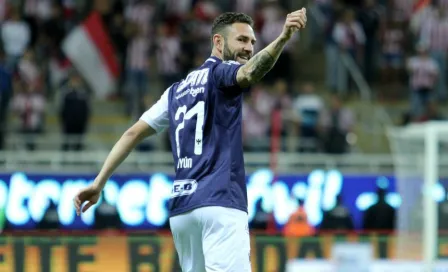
[
  {"left": 82, "top": 201, "right": 94, "bottom": 213},
  {"left": 288, "top": 16, "right": 306, "bottom": 27},
  {"left": 285, "top": 22, "right": 303, "bottom": 30},
  {"left": 287, "top": 18, "right": 306, "bottom": 29},
  {"left": 73, "top": 196, "right": 81, "bottom": 215},
  {"left": 289, "top": 14, "right": 307, "bottom": 22},
  {"left": 288, "top": 15, "right": 307, "bottom": 25}
]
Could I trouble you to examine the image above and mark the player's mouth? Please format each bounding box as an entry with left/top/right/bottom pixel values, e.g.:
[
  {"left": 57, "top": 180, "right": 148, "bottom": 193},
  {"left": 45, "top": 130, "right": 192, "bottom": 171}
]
[{"left": 237, "top": 55, "right": 250, "bottom": 61}]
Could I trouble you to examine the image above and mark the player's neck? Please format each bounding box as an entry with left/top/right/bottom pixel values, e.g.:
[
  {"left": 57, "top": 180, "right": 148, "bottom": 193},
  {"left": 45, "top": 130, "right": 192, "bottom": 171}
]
[{"left": 211, "top": 48, "right": 223, "bottom": 61}]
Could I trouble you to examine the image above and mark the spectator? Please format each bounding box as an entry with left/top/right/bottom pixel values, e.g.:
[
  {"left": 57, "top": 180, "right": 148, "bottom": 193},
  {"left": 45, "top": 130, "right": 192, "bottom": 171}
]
[
  {"left": 420, "top": 7, "right": 448, "bottom": 101},
  {"left": 178, "top": 11, "right": 200, "bottom": 75},
  {"left": 242, "top": 92, "right": 269, "bottom": 151},
  {"left": 37, "top": 201, "right": 60, "bottom": 230},
  {"left": 271, "top": 79, "right": 291, "bottom": 151},
  {"left": 94, "top": 194, "right": 122, "bottom": 230},
  {"left": 17, "top": 48, "right": 43, "bottom": 94},
  {"left": 406, "top": 43, "right": 439, "bottom": 117},
  {"left": 156, "top": 23, "right": 182, "bottom": 89},
  {"left": 325, "top": 0, "right": 344, "bottom": 91},
  {"left": 283, "top": 199, "right": 315, "bottom": 237},
  {"left": 410, "top": 2, "right": 437, "bottom": 36},
  {"left": 380, "top": 20, "right": 405, "bottom": 84},
  {"left": 249, "top": 199, "right": 269, "bottom": 230},
  {"left": 332, "top": 9, "right": 366, "bottom": 92},
  {"left": 0, "top": 1, "right": 7, "bottom": 23},
  {"left": 11, "top": 78, "right": 46, "bottom": 150},
  {"left": 124, "top": 0, "right": 155, "bottom": 37},
  {"left": 320, "top": 95, "right": 355, "bottom": 154},
  {"left": 0, "top": 50, "right": 12, "bottom": 150},
  {"left": 109, "top": 11, "right": 128, "bottom": 95},
  {"left": 24, "top": 0, "right": 53, "bottom": 21},
  {"left": 320, "top": 195, "right": 354, "bottom": 231},
  {"left": 254, "top": 83, "right": 275, "bottom": 119},
  {"left": 124, "top": 22, "right": 150, "bottom": 118},
  {"left": 59, "top": 70, "right": 91, "bottom": 151},
  {"left": 194, "top": 0, "right": 220, "bottom": 21},
  {"left": 41, "top": 2, "right": 66, "bottom": 51},
  {"left": 362, "top": 188, "right": 396, "bottom": 232},
  {"left": 260, "top": 2, "right": 296, "bottom": 82},
  {"left": 234, "top": 0, "right": 256, "bottom": 16},
  {"left": 358, "top": 0, "right": 382, "bottom": 83},
  {"left": 1, "top": 6, "right": 31, "bottom": 70},
  {"left": 392, "top": 0, "right": 414, "bottom": 25},
  {"left": 292, "top": 82, "right": 324, "bottom": 153},
  {"left": 272, "top": 78, "right": 292, "bottom": 111}
]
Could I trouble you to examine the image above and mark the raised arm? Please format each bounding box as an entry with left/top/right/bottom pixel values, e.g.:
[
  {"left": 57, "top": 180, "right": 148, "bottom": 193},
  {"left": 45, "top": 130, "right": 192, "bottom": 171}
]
[{"left": 236, "top": 8, "right": 307, "bottom": 88}]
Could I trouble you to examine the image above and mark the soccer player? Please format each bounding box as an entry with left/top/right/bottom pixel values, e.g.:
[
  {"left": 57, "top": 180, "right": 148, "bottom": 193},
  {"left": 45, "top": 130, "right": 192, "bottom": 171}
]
[{"left": 73, "top": 9, "right": 307, "bottom": 271}]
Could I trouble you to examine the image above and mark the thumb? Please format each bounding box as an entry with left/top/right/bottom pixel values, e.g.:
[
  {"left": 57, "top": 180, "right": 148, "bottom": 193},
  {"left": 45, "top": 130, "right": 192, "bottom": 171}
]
[
  {"left": 82, "top": 201, "right": 94, "bottom": 213},
  {"left": 302, "top": 7, "right": 306, "bottom": 13}
]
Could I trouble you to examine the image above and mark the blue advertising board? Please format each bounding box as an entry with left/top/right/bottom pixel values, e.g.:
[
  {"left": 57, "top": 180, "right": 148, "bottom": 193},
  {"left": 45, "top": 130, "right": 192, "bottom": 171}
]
[{"left": 0, "top": 169, "right": 407, "bottom": 230}]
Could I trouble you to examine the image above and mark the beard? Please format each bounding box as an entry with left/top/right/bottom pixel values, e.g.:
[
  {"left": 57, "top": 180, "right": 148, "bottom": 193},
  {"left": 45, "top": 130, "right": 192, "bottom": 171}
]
[
  {"left": 222, "top": 40, "right": 236, "bottom": 61},
  {"left": 222, "top": 40, "right": 251, "bottom": 64}
]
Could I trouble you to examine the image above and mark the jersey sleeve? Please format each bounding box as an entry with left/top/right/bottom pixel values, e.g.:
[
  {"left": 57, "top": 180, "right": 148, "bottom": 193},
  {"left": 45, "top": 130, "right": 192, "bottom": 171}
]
[
  {"left": 212, "top": 60, "right": 244, "bottom": 89},
  {"left": 140, "top": 87, "right": 170, "bottom": 133}
]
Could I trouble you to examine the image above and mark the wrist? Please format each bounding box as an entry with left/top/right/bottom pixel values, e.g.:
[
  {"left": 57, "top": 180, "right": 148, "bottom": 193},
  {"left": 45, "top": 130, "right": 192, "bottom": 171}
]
[
  {"left": 92, "top": 179, "right": 105, "bottom": 193},
  {"left": 278, "top": 33, "right": 291, "bottom": 43}
]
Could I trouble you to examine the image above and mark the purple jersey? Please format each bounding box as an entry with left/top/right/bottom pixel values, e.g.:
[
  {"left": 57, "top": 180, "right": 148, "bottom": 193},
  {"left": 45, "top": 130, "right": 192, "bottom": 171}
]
[{"left": 140, "top": 56, "right": 248, "bottom": 217}]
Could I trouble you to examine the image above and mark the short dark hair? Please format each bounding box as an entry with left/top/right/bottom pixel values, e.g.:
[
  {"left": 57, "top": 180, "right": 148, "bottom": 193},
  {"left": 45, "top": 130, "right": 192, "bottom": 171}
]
[{"left": 211, "top": 12, "right": 254, "bottom": 44}]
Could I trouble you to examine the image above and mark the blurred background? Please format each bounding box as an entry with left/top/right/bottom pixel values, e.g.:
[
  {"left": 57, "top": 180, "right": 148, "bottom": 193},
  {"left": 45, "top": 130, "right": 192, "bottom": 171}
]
[{"left": 0, "top": 0, "right": 448, "bottom": 271}]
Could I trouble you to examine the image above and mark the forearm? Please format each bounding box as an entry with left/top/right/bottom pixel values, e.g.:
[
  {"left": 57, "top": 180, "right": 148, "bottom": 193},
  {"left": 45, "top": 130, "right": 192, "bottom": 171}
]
[
  {"left": 237, "top": 36, "right": 289, "bottom": 86},
  {"left": 93, "top": 131, "right": 145, "bottom": 190}
]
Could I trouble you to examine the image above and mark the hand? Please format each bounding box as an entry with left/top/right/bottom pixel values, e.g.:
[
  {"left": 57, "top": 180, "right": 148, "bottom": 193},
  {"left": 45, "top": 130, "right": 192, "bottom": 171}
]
[
  {"left": 73, "top": 184, "right": 101, "bottom": 216},
  {"left": 281, "top": 8, "right": 307, "bottom": 40}
]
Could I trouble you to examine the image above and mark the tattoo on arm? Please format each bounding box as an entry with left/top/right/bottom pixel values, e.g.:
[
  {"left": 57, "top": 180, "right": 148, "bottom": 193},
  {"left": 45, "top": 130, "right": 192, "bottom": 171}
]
[
  {"left": 242, "top": 51, "right": 276, "bottom": 83},
  {"left": 237, "top": 36, "right": 288, "bottom": 87}
]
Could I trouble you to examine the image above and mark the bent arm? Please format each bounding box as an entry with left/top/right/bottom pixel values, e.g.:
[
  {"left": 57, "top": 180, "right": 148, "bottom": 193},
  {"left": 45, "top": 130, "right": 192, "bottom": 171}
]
[
  {"left": 92, "top": 120, "right": 155, "bottom": 190},
  {"left": 236, "top": 36, "right": 289, "bottom": 88}
]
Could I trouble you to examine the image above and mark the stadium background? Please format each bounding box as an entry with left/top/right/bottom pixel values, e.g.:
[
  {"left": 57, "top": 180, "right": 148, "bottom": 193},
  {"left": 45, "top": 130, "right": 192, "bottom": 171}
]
[{"left": 1, "top": 0, "right": 448, "bottom": 271}]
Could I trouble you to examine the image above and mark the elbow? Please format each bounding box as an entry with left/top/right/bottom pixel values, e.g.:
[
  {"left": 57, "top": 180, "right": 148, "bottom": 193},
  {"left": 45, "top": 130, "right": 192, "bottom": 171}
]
[
  {"left": 122, "top": 128, "right": 142, "bottom": 143},
  {"left": 122, "top": 121, "right": 153, "bottom": 143},
  {"left": 237, "top": 67, "right": 255, "bottom": 88},
  {"left": 240, "top": 77, "right": 252, "bottom": 88}
]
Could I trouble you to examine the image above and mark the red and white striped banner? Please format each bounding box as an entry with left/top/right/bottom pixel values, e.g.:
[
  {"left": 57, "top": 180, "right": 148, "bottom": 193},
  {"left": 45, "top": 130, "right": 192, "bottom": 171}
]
[{"left": 62, "top": 12, "right": 120, "bottom": 98}]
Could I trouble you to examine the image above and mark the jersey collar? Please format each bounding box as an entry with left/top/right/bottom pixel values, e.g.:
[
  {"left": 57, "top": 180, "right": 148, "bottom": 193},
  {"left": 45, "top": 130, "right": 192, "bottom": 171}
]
[{"left": 206, "top": 56, "right": 222, "bottom": 63}]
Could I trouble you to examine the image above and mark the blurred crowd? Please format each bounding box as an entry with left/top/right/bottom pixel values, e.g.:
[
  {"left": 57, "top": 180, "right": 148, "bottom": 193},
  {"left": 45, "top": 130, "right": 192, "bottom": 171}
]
[
  {"left": 314, "top": 0, "right": 448, "bottom": 124},
  {"left": 0, "top": 0, "right": 359, "bottom": 154},
  {"left": 1, "top": 0, "right": 446, "bottom": 155}
]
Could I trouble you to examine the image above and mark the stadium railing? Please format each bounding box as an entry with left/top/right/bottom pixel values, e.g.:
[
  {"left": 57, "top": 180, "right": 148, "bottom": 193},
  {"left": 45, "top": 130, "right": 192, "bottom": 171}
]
[{"left": 0, "top": 150, "right": 434, "bottom": 174}]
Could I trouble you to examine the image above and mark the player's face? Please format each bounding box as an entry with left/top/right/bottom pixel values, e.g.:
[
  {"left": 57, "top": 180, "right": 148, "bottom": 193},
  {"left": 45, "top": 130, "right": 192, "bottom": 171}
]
[{"left": 223, "top": 23, "right": 256, "bottom": 64}]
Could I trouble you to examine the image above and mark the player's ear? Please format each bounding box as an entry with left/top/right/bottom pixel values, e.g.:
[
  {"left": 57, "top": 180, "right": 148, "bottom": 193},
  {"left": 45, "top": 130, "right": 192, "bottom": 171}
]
[{"left": 212, "top": 34, "right": 224, "bottom": 52}]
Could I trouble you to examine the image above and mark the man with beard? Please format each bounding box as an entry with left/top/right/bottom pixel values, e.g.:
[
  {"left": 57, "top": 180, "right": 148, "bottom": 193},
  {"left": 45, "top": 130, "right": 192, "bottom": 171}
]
[{"left": 73, "top": 10, "right": 307, "bottom": 272}]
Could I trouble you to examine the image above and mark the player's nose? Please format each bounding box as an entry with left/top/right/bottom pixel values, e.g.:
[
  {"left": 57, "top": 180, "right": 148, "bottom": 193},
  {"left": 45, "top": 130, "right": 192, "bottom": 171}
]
[{"left": 243, "top": 44, "right": 253, "bottom": 55}]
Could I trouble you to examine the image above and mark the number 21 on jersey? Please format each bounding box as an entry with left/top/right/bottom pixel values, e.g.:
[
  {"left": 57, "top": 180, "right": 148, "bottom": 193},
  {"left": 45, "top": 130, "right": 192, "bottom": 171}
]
[{"left": 174, "top": 101, "right": 205, "bottom": 159}]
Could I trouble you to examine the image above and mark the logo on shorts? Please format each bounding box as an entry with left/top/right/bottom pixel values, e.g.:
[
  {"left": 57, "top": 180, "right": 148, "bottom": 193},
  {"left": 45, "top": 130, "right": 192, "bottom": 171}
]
[{"left": 171, "top": 179, "right": 198, "bottom": 198}]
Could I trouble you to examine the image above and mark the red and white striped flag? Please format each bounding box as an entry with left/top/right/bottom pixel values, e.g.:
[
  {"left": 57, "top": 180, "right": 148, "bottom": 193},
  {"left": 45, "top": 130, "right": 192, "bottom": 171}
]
[{"left": 62, "top": 12, "right": 120, "bottom": 98}]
